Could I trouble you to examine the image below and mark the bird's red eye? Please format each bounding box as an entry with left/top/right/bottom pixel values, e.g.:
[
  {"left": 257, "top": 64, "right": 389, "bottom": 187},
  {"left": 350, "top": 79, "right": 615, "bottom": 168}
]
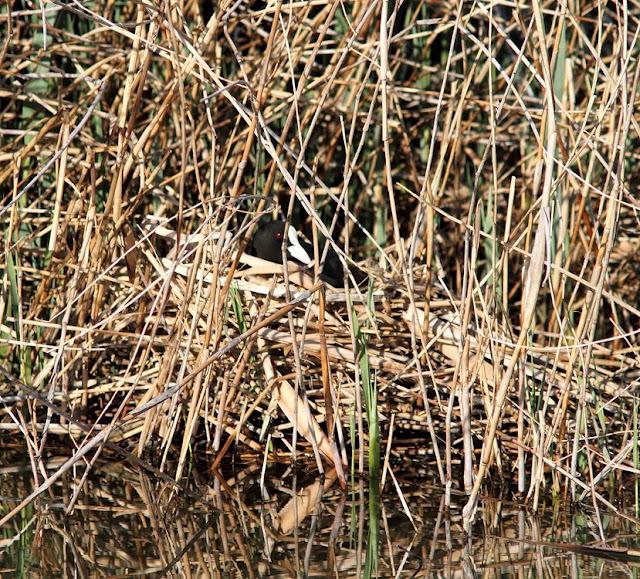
[{"left": 275, "top": 231, "right": 284, "bottom": 241}]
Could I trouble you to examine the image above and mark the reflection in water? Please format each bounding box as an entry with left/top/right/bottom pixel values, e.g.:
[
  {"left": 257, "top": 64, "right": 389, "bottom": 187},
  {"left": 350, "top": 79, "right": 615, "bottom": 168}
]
[
  {"left": 364, "top": 471, "right": 380, "bottom": 579},
  {"left": 1, "top": 460, "right": 639, "bottom": 577}
]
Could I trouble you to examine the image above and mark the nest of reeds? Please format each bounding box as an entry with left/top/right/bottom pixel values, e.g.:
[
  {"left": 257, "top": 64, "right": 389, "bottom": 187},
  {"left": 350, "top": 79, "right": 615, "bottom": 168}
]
[{"left": 119, "top": 217, "right": 636, "bottom": 490}]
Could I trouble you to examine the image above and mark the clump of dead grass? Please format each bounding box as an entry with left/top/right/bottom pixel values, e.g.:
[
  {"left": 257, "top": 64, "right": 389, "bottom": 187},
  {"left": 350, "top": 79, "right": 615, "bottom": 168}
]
[{"left": 1, "top": 0, "right": 639, "bottom": 532}]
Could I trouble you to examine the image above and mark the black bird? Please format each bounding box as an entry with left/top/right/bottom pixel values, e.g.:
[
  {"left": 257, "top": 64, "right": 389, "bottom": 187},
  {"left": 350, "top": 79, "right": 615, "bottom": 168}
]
[{"left": 252, "top": 221, "right": 367, "bottom": 288}]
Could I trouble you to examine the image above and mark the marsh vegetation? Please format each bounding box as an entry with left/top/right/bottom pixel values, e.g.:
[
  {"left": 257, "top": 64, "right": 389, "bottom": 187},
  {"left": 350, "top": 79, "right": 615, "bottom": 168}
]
[{"left": 1, "top": 0, "right": 640, "bottom": 574}]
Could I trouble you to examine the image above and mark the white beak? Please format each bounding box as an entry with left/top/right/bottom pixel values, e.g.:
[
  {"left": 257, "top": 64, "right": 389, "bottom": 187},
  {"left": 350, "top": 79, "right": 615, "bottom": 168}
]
[{"left": 287, "top": 227, "right": 313, "bottom": 265}]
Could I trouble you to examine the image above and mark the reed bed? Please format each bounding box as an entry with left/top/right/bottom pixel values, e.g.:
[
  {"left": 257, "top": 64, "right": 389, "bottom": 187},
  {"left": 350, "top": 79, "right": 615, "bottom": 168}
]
[{"left": 1, "top": 0, "right": 639, "bottom": 534}]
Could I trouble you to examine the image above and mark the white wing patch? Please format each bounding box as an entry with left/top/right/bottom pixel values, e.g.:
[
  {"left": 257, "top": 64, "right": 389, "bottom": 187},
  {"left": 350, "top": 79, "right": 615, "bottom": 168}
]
[{"left": 287, "top": 227, "right": 313, "bottom": 265}]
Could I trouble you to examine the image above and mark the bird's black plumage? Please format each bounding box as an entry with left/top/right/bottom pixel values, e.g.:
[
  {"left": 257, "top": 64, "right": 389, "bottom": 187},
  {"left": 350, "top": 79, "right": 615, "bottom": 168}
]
[{"left": 252, "top": 221, "right": 367, "bottom": 288}]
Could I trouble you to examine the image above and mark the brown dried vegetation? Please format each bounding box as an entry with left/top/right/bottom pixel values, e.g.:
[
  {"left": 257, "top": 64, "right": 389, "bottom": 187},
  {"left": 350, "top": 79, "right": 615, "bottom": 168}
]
[{"left": 1, "top": 0, "right": 640, "bottom": 534}]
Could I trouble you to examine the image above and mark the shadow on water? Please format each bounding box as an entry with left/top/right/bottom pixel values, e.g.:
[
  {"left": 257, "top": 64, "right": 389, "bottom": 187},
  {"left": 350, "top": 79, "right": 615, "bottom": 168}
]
[{"left": 1, "top": 458, "right": 639, "bottom": 577}]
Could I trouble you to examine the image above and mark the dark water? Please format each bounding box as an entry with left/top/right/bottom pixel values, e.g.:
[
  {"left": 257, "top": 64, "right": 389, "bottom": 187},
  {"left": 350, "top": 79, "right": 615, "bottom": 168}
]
[{"left": 1, "top": 459, "right": 639, "bottom": 577}]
